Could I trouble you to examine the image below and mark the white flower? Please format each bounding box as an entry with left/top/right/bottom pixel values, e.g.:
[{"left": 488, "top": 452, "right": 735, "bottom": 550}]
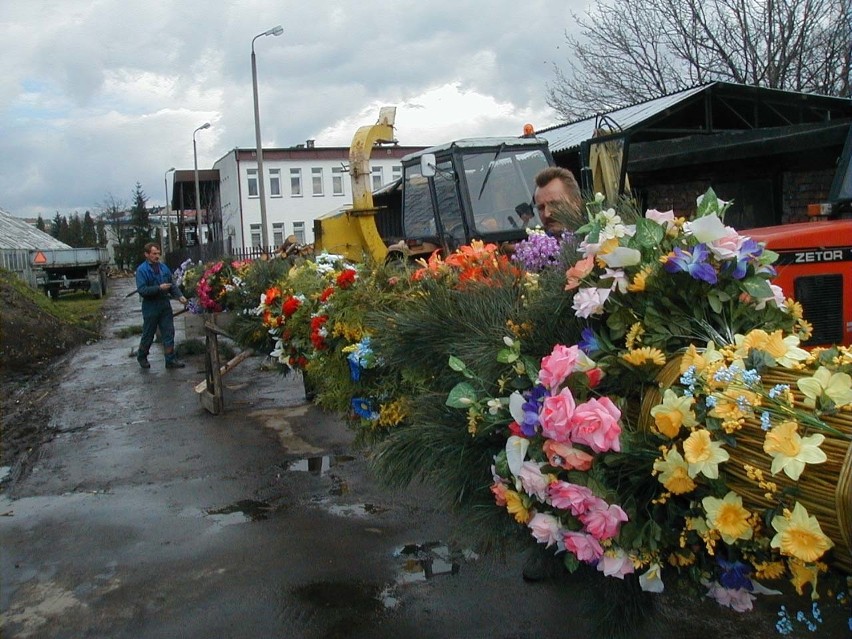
[
  {"left": 508, "top": 392, "right": 526, "bottom": 424},
  {"left": 600, "top": 246, "right": 642, "bottom": 268},
  {"left": 572, "top": 287, "right": 610, "bottom": 318},
  {"left": 686, "top": 214, "right": 727, "bottom": 243},
  {"left": 639, "top": 563, "right": 665, "bottom": 593},
  {"left": 506, "top": 436, "right": 529, "bottom": 477}
]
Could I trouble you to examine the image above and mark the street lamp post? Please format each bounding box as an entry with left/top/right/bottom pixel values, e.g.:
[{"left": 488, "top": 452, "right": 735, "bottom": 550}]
[
  {"left": 163, "top": 166, "right": 175, "bottom": 254},
  {"left": 251, "top": 24, "right": 283, "bottom": 250},
  {"left": 193, "top": 122, "right": 211, "bottom": 246}
]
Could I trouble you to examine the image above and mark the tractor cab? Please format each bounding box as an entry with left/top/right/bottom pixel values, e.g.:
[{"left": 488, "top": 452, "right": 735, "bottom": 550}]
[{"left": 392, "top": 137, "right": 554, "bottom": 257}]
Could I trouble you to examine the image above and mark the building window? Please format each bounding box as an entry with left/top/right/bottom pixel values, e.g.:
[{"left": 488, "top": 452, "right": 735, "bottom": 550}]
[
  {"left": 392, "top": 165, "right": 402, "bottom": 182},
  {"left": 272, "top": 222, "right": 285, "bottom": 247},
  {"left": 247, "top": 169, "right": 258, "bottom": 198},
  {"left": 371, "top": 166, "right": 384, "bottom": 191},
  {"left": 332, "top": 166, "right": 345, "bottom": 196},
  {"left": 312, "top": 167, "right": 324, "bottom": 196},
  {"left": 293, "top": 221, "right": 305, "bottom": 244},
  {"left": 290, "top": 168, "right": 302, "bottom": 197},
  {"left": 250, "top": 224, "right": 261, "bottom": 247},
  {"left": 269, "top": 168, "right": 281, "bottom": 197}
]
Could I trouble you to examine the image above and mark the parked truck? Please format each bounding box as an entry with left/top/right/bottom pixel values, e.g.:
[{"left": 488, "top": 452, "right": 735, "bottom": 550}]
[{"left": 30, "top": 247, "right": 111, "bottom": 299}]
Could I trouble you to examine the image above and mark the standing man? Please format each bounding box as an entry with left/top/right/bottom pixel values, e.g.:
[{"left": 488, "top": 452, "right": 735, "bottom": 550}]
[
  {"left": 135, "top": 242, "right": 187, "bottom": 369},
  {"left": 533, "top": 167, "right": 583, "bottom": 236}
]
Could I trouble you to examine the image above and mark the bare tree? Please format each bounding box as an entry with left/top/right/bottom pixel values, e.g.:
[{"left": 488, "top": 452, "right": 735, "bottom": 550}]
[
  {"left": 99, "top": 193, "right": 132, "bottom": 270},
  {"left": 547, "top": 0, "right": 851, "bottom": 121}
]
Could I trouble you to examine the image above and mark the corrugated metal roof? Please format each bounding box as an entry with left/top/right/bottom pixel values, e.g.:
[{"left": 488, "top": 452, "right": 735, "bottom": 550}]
[
  {"left": 0, "top": 207, "right": 72, "bottom": 250},
  {"left": 537, "top": 85, "right": 709, "bottom": 153}
]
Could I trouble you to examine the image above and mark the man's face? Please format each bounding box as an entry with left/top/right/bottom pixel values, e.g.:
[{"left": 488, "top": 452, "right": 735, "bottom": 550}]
[
  {"left": 534, "top": 179, "right": 572, "bottom": 235},
  {"left": 145, "top": 247, "right": 162, "bottom": 263}
]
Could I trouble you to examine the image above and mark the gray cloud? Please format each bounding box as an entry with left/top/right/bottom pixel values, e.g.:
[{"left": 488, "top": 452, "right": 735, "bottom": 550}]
[{"left": 0, "top": 0, "right": 582, "bottom": 218}]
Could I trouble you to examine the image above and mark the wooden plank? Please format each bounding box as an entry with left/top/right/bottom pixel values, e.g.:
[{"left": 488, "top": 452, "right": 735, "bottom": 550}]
[{"left": 194, "top": 349, "right": 254, "bottom": 394}]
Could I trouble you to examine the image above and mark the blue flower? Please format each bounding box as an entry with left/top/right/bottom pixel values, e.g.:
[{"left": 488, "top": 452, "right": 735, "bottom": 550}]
[
  {"left": 347, "top": 356, "right": 362, "bottom": 382},
  {"left": 578, "top": 328, "right": 601, "bottom": 356},
  {"left": 663, "top": 244, "right": 718, "bottom": 284},
  {"left": 727, "top": 238, "right": 764, "bottom": 280},
  {"left": 717, "top": 557, "right": 752, "bottom": 591},
  {"left": 351, "top": 397, "right": 379, "bottom": 421},
  {"left": 518, "top": 385, "right": 549, "bottom": 437}
]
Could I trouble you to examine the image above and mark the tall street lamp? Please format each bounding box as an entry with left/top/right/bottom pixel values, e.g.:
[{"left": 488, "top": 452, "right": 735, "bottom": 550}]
[
  {"left": 251, "top": 24, "right": 283, "bottom": 250},
  {"left": 163, "top": 166, "right": 175, "bottom": 254},
  {"left": 193, "top": 122, "right": 211, "bottom": 245}
]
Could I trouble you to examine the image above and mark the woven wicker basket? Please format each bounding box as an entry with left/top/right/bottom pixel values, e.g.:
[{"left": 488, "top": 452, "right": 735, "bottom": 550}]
[{"left": 638, "top": 358, "right": 852, "bottom": 573}]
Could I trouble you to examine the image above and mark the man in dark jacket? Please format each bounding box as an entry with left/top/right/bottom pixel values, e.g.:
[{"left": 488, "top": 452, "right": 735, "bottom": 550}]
[{"left": 136, "top": 243, "right": 187, "bottom": 369}]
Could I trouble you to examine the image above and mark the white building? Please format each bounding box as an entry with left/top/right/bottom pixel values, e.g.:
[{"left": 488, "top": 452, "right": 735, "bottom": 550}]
[{"left": 212, "top": 141, "right": 424, "bottom": 250}]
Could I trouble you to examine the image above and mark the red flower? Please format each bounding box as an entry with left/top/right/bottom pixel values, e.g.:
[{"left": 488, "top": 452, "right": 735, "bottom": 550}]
[
  {"left": 264, "top": 286, "right": 281, "bottom": 308},
  {"left": 336, "top": 269, "right": 357, "bottom": 289},
  {"left": 282, "top": 295, "right": 301, "bottom": 317},
  {"left": 310, "top": 315, "right": 329, "bottom": 350},
  {"left": 319, "top": 286, "right": 335, "bottom": 302}
]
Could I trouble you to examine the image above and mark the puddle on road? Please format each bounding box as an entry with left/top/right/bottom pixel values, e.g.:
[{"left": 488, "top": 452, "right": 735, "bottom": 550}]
[
  {"left": 392, "top": 541, "right": 476, "bottom": 583},
  {"left": 309, "top": 498, "right": 387, "bottom": 518},
  {"left": 206, "top": 499, "right": 272, "bottom": 523},
  {"left": 286, "top": 454, "right": 355, "bottom": 476}
]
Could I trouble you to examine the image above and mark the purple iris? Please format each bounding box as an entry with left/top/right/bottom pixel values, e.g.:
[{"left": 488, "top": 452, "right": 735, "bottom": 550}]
[
  {"left": 519, "top": 384, "right": 549, "bottom": 436},
  {"left": 727, "top": 238, "right": 764, "bottom": 280},
  {"left": 663, "top": 244, "right": 718, "bottom": 284},
  {"left": 578, "top": 327, "right": 601, "bottom": 356},
  {"left": 717, "top": 557, "right": 753, "bottom": 591}
]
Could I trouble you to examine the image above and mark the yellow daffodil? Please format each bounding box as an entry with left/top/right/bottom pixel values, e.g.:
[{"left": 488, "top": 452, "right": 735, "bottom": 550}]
[
  {"left": 762, "top": 420, "right": 827, "bottom": 481},
  {"left": 653, "top": 448, "right": 696, "bottom": 494},
  {"left": 702, "top": 492, "right": 753, "bottom": 544},
  {"left": 788, "top": 559, "right": 821, "bottom": 598},
  {"left": 504, "top": 490, "right": 531, "bottom": 524},
  {"left": 680, "top": 342, "right": 723, "bottom": 374},
  {"left": 797, "top": 366, "right": 852, "bottom": 409},
  {"left": 650, "top": 389, "right": 697, "bottom": 439},
  {"left": 734, "top": 329, "right": 809, "bottom": 368},
  {"left": 622, "top": 347, "right": 666, "bottom": 367},
  {"left": 682, "top": 429, "right": 729, "bottom": 479},
  {"left": 770, "top": 502, "right": 833, "bottom": 563}
]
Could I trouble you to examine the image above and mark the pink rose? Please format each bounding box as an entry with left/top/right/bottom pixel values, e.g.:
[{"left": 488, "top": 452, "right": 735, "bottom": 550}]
[
  {"left": 568, "top": 397, "right": 622, "bottom": 453},
  {"left": 528, "top": 512, "right": 562, "bottom": 548},
  {"left": 542, "top": 439, "right": 594, "bottom": 471},
  {"left": 540, "top": 388, "right": 577, "bottom": 442},
  {"left": 597, "top": 550, "right": 635, "bottom": 579},
  {"left": 707, "top": 226, "right": 744, "bottom": 261},
  {"left": 548, "top": 481, "right": 595, "bottom": 516},
  {"left": 562, "top": 531, "right": 604, "bottom": 563},
  {"left": 538, "top": 344, "right": 580, "bottom": 391},
  {"left": 579, "top": 502, "right": 629, "bottom": 540},
  {"left": 518, "top": 461, "right": 549, "bottom": 501}
]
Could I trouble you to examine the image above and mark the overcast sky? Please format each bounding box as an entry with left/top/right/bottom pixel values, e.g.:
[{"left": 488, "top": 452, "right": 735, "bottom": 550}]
[{"left": 0, "top": 1, "right": 585, "bottom": 219}]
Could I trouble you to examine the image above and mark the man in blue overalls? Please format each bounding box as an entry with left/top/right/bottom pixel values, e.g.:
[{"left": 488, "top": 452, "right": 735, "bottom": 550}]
[{"left": 135, "top": 242, "right": 187, "bottom": 369}]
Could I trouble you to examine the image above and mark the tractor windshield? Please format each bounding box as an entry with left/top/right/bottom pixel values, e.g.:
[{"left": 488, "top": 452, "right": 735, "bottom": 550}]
[{"left": 461, "top": 148, "right": 550, "bottom": 235}]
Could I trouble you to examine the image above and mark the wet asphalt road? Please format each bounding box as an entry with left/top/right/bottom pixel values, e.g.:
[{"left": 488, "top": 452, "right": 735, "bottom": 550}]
[
  {"left": 3, "top": 279, "right": 826, "bottom": 639},
  {"left": 1, "top": 278, "right": 600, "bottom": 639}
]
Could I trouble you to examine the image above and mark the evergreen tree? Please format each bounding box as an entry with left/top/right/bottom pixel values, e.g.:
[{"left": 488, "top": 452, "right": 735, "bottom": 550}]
[
  {"left": 58, "top": 216, "right": 71, "bottom": 245},
  {"left": 68, "top": 213, "right": 83, "bottom": 247},
  {"left": 51, "top": 212, "right": 62, "bottom": 239},
  {"left": 36, "top": 215, "right": 46, "bottom": 233},
  {"left": 129, "top": 182, "right": 151, "bottom": 259},
  {"left": 82, "top": 211, "right": 97, "bottom": 246}
]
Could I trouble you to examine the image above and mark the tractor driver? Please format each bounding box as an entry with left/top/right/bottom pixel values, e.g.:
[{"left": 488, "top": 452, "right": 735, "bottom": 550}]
[{"left": 533, "top": 167, "right": 582, "bottom": 237}]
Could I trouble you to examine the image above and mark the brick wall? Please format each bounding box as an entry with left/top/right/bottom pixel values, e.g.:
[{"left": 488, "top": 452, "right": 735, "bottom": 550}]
[{"left": 781, "top": 168, "right": 835, "bottom": 223}]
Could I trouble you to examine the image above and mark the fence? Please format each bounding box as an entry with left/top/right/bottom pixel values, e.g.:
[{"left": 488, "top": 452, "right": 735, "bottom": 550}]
[{"left": 165, "top": 242, "right": 289, "bottom": 270}]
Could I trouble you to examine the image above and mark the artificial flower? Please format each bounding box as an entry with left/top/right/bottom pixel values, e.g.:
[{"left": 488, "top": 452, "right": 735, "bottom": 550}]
[
  {"left": 562, "top": 531, "right": 604, "bottom": 562},
  {"left": 763, "top": 420, "right": 827, "bottom": 481},
  {"left": 686, "top": 213, "right": 727, "bottom": 243},
  {"left": 797, "top": 367, "right": 852, "bottom": 409},
  {"left": 564, "top": 255, "right": 595, "bottom": 291},
  {"left": 599, "top": 247, "right": 642, "bottom": 268},
  {"left": 653, "top": 448, "right": 696, "bottom": 494},
  {"left": 770, "top": 503, "right": 833, "bottom": 563},
  {"left": 542, "top": 439, "right": 594, "bottom": 471},
  {"left": 734, "top": 329, "right": 809, "bottom": 368},
  {"left": 639, "top": 563, "right": 665, "bottom": 593},
  {"left": 663, "top": 244, "right": 718, "bottom": 284},
  {"left": 567, "top": 396, "right": 622, "bottom": 453},
  {"left": 579, "top": 502, "right": 629, "bottom": 540},
  {"left": 702, "top": 492, "right": 753, "bottom": 544},
  {"left": 547, "top": 481, "right": 595, "bottom": 516},
  {"left": 518, "top": 461, "right": 550, "bottom": 501},
  {"left": 597, "top": 549, "right": 635, "bottom": 579},
  {"left": 621, "top": 347, "right": 666, "bottom": 367},
  {"left": 704, "top": 581, "right": 756, "bottom": 612},
  {"left": 682, "top": 429, "right": 729, "bottom": 479},
  {"left": 572, "top": 287, "right": 610, "bottom": 318},
  {"left": 528, "top": 512, "right": 562, "bottom": 548},
  {"left": 505, "top": 436, "right": 530, "bottom": 477},
  {"left": 538, "top": 344, "right": 580, "bottom": 391},
  {"left": 650, "top": 389, "right": 697, "bottom": 438},
  {"left": 626, "top": 264, "right": 653, "bottom": 292},
  {"left": 540, "top": 387, "right": 578, "bottom": 443},
  {"left": 490, "top": 481, "right": 508, "bottom": 506},
  {"left": 504, "top": 489, "right": 531, "bottom": 524},
  {"left": 788, "top": 559, "right": 821, "bottom": 597}
]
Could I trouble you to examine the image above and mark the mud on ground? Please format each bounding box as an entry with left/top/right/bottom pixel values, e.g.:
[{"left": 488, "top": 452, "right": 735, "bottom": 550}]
[{"left": 0, "top": 277, "right": 96, "bottom": 475}]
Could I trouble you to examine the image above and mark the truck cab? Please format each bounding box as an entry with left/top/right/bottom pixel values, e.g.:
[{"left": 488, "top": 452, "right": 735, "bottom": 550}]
[{"left": 373, "top": 137, "right": 554, "bottom": 258}]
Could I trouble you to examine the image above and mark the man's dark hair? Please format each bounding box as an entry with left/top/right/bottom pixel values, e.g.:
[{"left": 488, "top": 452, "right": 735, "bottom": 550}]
[
  {"left": 143, "top": 242, "right": 161, "bottom": 254},
  {"left": 534, "top": 167, "right": 581, "bottom": 203}
]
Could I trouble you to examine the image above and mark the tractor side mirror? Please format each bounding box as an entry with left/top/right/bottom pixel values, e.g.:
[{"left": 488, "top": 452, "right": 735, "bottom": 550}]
[{"left": 420, "top": 153, "right": 436, "bottom": 178}]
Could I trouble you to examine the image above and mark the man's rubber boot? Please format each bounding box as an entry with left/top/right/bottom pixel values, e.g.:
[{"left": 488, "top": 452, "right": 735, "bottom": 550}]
[
  {"left": 137, "top": 355, "right": 151, "bottom": 369},
  {"left": 165, "top": 360, "right": 185, "bottom": 369}
]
